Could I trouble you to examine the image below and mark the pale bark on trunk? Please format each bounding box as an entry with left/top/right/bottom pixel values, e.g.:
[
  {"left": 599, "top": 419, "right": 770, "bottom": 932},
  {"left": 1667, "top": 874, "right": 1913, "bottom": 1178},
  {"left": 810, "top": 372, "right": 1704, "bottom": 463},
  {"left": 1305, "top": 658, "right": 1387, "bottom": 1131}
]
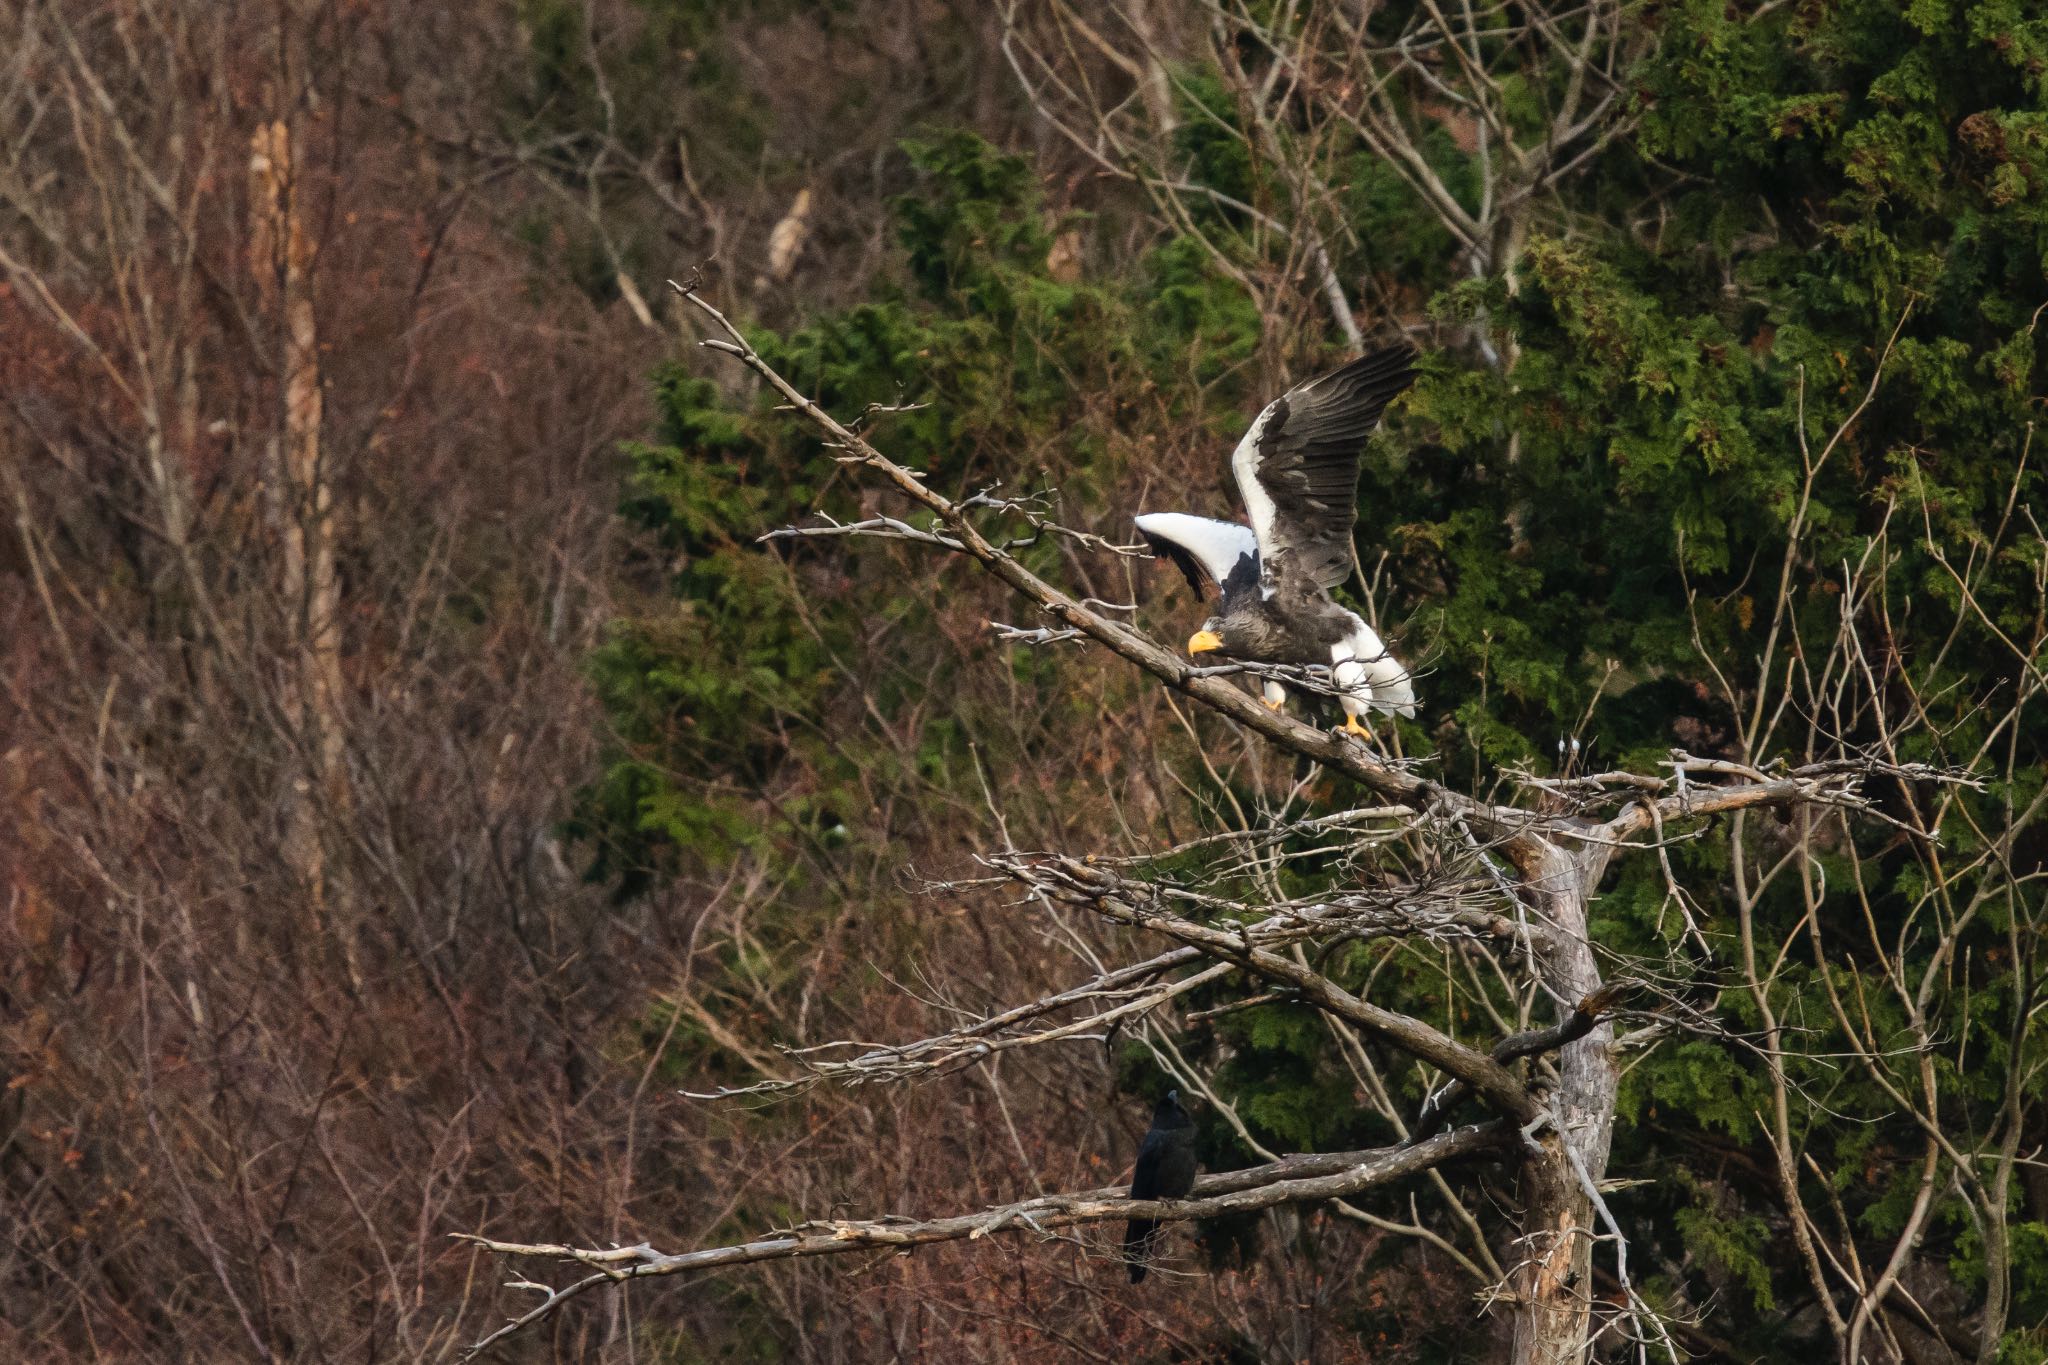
[
  {"left": 1506, "top": 838, "right": 1617, "bottom": 1365},
  {"left": 250, "top": 117, "right": 350, "bottom": 922}
]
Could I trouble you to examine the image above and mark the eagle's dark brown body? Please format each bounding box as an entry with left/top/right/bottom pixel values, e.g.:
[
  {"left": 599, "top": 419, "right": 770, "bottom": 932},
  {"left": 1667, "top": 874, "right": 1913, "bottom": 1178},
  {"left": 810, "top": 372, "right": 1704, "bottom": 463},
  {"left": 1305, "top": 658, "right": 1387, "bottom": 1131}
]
[{"left": 1208, "top": 586, "right": 1357, "bottom": 666}]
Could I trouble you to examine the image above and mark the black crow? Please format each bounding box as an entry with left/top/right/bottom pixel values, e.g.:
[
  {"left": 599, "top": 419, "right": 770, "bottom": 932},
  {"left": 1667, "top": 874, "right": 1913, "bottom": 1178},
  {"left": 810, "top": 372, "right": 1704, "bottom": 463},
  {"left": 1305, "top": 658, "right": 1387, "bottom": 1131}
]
[{"left": 1122, "top": 1089, "right": 1198, "bottom": 1283}]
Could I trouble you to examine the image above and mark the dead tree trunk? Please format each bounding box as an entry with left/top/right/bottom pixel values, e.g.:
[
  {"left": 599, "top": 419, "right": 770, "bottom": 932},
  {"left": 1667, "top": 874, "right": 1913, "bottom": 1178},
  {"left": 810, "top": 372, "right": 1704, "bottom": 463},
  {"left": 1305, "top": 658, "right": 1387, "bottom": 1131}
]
[
  {"left": 249, "top": 116, "right": 351, "bottom": 924},
  {"left": 1506, "top": 838, "right": 1617, "bottom": 1365}
]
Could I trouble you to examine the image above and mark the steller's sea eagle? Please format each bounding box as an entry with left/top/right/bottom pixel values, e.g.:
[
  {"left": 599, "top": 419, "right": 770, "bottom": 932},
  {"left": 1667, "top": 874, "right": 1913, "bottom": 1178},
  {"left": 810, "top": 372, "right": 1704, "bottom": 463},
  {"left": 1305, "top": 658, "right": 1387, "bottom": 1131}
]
[{"left": 1135, "top": 345, "right": 1418, "bottom": 739}]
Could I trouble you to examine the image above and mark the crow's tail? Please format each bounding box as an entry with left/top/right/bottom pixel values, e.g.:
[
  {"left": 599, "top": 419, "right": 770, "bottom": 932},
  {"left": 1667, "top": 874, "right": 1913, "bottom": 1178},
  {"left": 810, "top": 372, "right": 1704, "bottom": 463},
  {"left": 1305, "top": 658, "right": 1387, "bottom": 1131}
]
[{"left": 1122, "top": 1218, "right": 1158, "bottom": 1283}]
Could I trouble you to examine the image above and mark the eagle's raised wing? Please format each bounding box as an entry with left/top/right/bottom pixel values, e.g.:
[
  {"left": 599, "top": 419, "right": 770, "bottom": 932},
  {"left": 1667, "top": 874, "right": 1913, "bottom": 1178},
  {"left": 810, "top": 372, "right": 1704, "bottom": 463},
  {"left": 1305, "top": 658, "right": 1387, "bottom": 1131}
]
[
  {"left": 1133, "top": 512, "right": 1260, "bottom": 608},
  {"left": 1231, "top": 345, "right": 1417, "bottom": 593}
]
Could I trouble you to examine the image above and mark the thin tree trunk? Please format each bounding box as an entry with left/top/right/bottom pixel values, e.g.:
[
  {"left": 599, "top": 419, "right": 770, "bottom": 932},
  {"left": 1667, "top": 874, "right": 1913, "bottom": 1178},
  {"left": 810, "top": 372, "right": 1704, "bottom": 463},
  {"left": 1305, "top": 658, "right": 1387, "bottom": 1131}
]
[{"left": 250, "top": 116, "right": 350, "bottom": 924}]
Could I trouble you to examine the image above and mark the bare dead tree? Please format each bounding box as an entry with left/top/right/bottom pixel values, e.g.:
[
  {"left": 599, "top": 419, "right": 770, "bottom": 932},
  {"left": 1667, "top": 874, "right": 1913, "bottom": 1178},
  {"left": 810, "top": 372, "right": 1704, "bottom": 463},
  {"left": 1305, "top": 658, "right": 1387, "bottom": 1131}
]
[
  {"left": 462, "top": 280, "right": 1994, "bottom": 1365},
  {"left": 249, "top": 106, "right": 354, "bottom": 934}
]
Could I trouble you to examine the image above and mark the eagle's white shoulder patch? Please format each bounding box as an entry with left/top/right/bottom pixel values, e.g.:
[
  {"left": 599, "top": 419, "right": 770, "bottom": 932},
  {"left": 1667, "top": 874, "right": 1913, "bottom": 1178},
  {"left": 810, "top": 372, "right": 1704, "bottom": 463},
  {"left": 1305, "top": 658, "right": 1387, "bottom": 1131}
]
[
  {"left": 1134, "top": 513, "right": 1257, "bottom": 590},
  {"left": 1230, "top": 399, "right": 1284, "bottom": 571},
  {"left": 1228, "top": 403, "right": 1277, "bottom": 601}
]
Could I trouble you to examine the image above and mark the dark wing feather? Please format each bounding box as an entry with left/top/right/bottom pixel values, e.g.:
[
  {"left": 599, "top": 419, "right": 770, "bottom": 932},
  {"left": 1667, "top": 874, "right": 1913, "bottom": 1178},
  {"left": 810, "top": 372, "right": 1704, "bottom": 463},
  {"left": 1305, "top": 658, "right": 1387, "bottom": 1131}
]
[
  {"left": 1138, "top": 532, "right": 1210, "bottom": 597},
  {"left": 1127, "top": 1126, "right": 1175, "bottom": 1201},
  {"left": 1233, "top": 344, "right": 1417, "bottom": 593}
]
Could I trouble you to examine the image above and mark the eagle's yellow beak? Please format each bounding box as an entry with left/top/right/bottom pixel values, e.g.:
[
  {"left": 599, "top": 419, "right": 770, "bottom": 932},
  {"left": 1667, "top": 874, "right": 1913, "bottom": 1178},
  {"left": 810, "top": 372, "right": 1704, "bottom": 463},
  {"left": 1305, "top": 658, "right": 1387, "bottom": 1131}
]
[{"left": 1186, "top": 630, "right": 1224, "bottom": 656}]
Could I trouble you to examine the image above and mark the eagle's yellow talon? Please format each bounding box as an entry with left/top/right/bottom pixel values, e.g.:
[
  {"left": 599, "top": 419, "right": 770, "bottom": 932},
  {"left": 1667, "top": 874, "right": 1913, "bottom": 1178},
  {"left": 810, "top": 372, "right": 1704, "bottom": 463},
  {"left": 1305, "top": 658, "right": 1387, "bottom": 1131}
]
[
  {"left": 1261, "top": 697, "right": 1285, "bottom": 712},
  {"left": 1340, "top": 715, "right": 1374, "bottom": 742}
]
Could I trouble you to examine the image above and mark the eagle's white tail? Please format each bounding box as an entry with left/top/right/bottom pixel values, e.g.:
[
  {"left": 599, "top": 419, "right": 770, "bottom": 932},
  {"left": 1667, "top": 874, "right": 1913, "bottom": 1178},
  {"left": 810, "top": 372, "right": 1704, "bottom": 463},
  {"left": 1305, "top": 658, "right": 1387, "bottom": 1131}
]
[{"left": 1334, "top": 626, "right": 1416, "bottom": 719}]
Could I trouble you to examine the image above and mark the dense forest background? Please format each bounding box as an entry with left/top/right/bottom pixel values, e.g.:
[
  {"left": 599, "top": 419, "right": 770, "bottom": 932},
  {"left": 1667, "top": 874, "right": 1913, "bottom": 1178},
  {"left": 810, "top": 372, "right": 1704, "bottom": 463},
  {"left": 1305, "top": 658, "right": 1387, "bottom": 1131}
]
[{"left": 2, "top": 0, "right": 2044, "bottom": 1361}]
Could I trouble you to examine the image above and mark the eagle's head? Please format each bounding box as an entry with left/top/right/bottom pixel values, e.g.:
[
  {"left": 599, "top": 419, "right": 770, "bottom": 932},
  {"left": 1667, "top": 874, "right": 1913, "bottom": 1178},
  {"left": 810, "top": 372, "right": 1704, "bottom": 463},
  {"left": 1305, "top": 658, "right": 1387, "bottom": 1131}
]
[
  {"left": 1186, "top": 614, "right": 1255, "bottom": 658},
  {"left": 1186, "top": 616, "right": 1229, "bottom": 658}
]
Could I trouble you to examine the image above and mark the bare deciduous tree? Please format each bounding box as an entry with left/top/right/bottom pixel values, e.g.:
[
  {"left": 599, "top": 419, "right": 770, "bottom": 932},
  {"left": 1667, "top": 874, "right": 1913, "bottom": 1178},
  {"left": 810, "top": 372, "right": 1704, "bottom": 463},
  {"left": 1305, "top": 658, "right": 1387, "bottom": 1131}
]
[
  {"left": 0, "top": 4, "right": 658, "bottom": 1357},
  {"left": 466, "top": 281, "right": 2008, "bottom": 1365}
]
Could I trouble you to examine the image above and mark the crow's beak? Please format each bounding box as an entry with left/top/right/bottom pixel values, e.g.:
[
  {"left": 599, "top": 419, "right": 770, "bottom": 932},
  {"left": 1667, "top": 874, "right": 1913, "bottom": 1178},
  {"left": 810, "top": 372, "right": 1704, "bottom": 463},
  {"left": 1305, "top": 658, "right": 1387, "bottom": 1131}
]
[{"left": 1186, "top": 630, "right": 1223, "bottom": 655}]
